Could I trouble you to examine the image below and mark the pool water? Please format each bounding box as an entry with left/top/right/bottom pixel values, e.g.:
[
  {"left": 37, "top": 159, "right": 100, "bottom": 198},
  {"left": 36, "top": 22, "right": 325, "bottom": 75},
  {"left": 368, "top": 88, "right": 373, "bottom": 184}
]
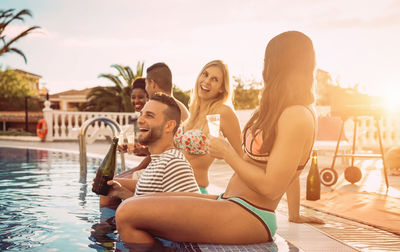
[
  {"left": 0, "top": 147, "right": 111, "bottom": 251},
  {"left": 0, "top": 147, "right": 301, "bottom": 252}
]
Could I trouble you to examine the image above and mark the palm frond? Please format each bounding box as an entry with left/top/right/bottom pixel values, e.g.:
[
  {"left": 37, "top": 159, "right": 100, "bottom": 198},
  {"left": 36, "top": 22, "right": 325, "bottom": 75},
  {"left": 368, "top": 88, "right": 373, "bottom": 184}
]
[
  {"left": 3, "top": 25, "right": 40, "bottom": 45},
  {"left": 136, "top": 61, "right": 144, "bottom": 77},
  {"left": 110, "top": 64, "right": 132, "bottom": 86},
  {"left": 8, "top": 47, "right": 27, "bottom": 63},
  {"left": 1, "top": 9, "right": 33, "bottom": 33},
  {"left": 0, "top": 9, "right": 40, "bottom": 63},
  {"left": 124, "top": 65, "right": 135, "bottom": 84},
  {"left": 98, "top": 73, "right": 124, "bottom": 90}
]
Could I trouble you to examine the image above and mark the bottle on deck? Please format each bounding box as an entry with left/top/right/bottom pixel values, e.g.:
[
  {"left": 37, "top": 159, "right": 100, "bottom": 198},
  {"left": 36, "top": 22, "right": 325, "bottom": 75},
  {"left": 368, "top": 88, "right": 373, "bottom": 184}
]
[{"left": 306, "top": 150, "right": 321, "bottom": 201}]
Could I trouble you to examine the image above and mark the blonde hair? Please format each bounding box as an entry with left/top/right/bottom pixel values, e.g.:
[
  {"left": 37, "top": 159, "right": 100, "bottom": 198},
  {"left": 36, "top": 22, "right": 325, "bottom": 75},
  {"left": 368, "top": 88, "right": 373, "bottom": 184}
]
[
  {"left": 184, "top": 60, "right": 232, "bottom": 132},
  {"left": 244, "top": 31, "right": 316, "bottom": 153}
]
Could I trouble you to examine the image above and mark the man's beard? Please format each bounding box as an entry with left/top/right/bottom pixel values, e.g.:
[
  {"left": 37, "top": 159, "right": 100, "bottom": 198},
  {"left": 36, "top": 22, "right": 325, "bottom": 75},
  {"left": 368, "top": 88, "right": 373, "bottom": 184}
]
[{"left": 138, "top": 124, "right": 163, "bottom": 146}]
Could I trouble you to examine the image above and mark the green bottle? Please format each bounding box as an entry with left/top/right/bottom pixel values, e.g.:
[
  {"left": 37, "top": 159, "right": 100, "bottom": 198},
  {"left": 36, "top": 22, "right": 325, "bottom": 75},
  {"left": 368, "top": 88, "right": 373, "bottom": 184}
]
[
  {"left": 92, "top": 137, "right": 118, "bottom": 196},
  {"left": 306, "top": 150, "right": 321, "bottom": 201}
]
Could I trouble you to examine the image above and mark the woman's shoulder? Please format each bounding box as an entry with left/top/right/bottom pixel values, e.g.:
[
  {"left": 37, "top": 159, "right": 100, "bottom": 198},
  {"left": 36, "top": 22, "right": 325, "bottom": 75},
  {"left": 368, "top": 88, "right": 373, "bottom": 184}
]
[
  {"left": 281, "top": 105, "right": 314, "bottom": 118},
  {"left": 279, "top": 105, "right": 315, "bottom": 128},
  {"left": 214, "top": 104, "right": 237, "bottom": 117}
]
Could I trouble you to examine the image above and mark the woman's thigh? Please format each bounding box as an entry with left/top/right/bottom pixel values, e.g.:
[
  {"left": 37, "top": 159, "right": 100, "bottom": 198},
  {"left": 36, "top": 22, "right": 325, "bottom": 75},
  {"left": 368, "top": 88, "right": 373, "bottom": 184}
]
[
  {"left": 136, "top": 191, "right": 218, "bottom": 200},
  {"left": 116, "top": 195, "right": 270, "bottom": 244}
]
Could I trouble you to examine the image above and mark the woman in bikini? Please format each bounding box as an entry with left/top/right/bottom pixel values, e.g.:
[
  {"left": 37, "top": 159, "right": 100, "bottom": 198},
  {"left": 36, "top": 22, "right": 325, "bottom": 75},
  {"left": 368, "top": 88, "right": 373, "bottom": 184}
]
[
  {"left": 115, "top": 31, "right": 322, "bottom": 248},
  {"left": 174, "top": 59, "right": 243, "bottom": 194}
]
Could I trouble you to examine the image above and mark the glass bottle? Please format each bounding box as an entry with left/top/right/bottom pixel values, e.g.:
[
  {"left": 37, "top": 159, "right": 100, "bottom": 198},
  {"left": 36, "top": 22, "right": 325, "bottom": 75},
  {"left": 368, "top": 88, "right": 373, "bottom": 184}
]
[
  {"left": 92, "top": 137, "right": 118, "bottom": 196},
  {"left": 306, "top": 150, "right": 321, "bottom": 201}
]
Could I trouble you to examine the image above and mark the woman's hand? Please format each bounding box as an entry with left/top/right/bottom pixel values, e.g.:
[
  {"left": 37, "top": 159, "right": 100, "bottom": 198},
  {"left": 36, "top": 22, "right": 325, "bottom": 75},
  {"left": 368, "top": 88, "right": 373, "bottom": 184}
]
[
  {"left": 289, "top": 215, "right": 325, "bottom": 224},
  {"left": 207, "top": 135, "right": 234, "bottom": 159},
  {"left": 117, "top": 144, "right": 128, "bottom": 153}
]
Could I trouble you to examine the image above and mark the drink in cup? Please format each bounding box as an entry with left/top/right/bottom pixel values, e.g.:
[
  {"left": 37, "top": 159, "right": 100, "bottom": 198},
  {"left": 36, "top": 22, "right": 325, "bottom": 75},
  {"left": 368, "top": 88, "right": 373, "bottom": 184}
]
[
  {"left": 206, "top": 114, "right": 220, "bottom": 137},
  {"left": 126, "top": 132, "right": 135, "bottom": 154},
  {"left": 118, "top": 133, "right": 128, "bottom": 152}
]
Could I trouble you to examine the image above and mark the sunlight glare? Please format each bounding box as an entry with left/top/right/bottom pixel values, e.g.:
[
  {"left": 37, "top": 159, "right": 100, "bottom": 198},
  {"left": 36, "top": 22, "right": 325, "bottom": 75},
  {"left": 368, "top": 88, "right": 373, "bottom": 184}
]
[{"left": 382, "top": 87, "right": 400, "bottom": 113}]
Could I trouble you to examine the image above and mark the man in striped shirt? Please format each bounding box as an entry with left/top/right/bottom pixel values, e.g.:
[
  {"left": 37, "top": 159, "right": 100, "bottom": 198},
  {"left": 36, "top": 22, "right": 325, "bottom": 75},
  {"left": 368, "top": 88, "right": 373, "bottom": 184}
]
[{"left": 103, "top": 93, "right": 199, "bottom": 207}]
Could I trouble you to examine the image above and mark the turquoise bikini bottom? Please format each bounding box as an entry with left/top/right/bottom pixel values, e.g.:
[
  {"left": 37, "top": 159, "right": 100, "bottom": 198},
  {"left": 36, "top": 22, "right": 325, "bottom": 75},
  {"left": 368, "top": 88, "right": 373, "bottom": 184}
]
[
  {"left": 217, "top": 193, "right": 277, "bottom": 241},
  {"left": 199, "top": 186, "right": 208, "bottom": 195}
]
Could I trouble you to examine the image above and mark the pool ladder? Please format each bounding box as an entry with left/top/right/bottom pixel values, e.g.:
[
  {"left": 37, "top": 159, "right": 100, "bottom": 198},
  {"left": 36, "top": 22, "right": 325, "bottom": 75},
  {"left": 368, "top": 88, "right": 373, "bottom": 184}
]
[{"left": 78, "top": 117, "right": 126, "bottom": 183}]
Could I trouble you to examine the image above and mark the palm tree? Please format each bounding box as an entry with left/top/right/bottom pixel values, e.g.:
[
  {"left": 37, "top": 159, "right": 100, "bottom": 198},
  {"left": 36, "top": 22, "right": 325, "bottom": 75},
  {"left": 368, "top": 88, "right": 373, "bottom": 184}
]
[
  {"left": 78, "top": 87, "right": 119, "bottom": 112},
  {"left": 0, "top": 9, "right": 41, "bottom": 63},
  {"left": 80, "top": 62, "right": 144, "bottom": 112}
]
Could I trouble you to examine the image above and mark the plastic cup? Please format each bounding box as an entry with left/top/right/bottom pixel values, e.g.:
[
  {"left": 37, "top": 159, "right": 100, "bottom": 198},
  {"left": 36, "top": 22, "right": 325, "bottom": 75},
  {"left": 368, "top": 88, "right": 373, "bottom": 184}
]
[
  {"left": 118, "top": 134, "right": 128, "bottom": 152},
  {"left": 206, "top": 114, "right": 220, "bottom": 137},
  {"left": 126, "top": 133, "right": 135, "bottom": 154}
]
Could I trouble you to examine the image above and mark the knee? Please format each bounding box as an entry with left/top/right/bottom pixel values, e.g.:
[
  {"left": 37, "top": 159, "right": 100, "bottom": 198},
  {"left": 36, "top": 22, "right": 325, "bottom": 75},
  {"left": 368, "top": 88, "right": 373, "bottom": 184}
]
[{"left": 115, "top": 198, "right": 139, "bottom": 230}]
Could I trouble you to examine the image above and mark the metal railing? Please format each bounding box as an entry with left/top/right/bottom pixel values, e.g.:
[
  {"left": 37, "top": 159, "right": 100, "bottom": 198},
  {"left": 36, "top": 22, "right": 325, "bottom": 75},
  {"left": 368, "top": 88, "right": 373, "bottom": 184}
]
[
  {"left": 78, "top": 116, "right": 126, "bottom": 182},
  {"left": 42, "top": 100, "right": 138, "bottom": 142}
]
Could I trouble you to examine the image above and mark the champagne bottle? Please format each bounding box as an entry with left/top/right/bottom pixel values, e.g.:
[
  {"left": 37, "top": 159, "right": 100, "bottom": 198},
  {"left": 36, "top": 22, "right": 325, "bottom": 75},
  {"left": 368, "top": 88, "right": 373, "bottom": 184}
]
[
  {"left": 92, "top": 136, "right": 118, "bottom": 196},
  {"left": 306, "top": 150, "right": 321, "bottom": 201}
]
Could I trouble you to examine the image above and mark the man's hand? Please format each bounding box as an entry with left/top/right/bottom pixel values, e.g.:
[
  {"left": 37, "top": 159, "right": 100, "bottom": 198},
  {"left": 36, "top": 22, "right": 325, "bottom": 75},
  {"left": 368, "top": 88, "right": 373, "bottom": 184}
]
[{"left": 106, "top": 180, "right": 134, "bottom": 200}]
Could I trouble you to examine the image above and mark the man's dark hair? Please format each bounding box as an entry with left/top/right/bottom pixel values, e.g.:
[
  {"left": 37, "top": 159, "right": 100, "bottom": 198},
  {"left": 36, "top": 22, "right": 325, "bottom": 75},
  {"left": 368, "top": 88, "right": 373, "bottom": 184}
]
[
  {"left": 146, "top": 62, "right": 172, "bottom": 93},
  {"left": 150, "top": 92, "right": 181, "bottom": 134}
]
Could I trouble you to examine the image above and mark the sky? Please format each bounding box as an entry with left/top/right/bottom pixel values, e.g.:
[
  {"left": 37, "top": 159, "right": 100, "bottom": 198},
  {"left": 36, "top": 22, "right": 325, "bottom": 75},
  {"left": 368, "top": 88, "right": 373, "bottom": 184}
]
[{"left": 2, "top": 0, "right": 400, "bottom": 99}]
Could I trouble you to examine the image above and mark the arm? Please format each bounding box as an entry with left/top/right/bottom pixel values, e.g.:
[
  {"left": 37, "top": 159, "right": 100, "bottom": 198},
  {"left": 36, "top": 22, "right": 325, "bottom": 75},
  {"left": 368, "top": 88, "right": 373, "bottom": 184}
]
[
  {"left": 286, "top": 176, "right": 325, "bottom": 224},
  {"left": 218, "top": 105, "right": 243, "bottom": 156},
  {"left": 115, "top": 155, "right": 151, "bottom": 178},
  {"left": 106, "top": 178, "right": 138, "bottom": 200},
  {"left": 208, "top": 106, "right": 314, "bottom": 199}
]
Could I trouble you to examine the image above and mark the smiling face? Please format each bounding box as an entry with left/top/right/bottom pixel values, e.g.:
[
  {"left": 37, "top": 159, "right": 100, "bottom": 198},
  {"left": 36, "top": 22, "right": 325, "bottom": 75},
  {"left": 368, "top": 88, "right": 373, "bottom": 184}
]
[
  {"left": 136, "top": 100, "right": 167, "bottom": 146},
  {"left": 131, "top": 88, "right": 147, "bottom": 112},
  {"left": 197, "top": 65, "right": 224, "bottom": 101}
]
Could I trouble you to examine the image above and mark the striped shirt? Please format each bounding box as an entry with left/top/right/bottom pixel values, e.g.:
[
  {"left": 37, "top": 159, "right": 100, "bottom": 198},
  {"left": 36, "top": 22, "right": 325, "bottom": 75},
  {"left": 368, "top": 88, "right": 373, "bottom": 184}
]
[{"left": 134, "top": 148, "right": 200, "bottom": 196}]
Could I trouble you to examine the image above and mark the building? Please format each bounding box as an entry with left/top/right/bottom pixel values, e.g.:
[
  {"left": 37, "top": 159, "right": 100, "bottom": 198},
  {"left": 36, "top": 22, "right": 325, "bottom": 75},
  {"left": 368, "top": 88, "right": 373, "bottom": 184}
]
[
  {"left": 49, "top": 88, "right": 92, "bottom": 111},
  {"left": 12, "top": 69, "right": 48, "bottom": 96}
]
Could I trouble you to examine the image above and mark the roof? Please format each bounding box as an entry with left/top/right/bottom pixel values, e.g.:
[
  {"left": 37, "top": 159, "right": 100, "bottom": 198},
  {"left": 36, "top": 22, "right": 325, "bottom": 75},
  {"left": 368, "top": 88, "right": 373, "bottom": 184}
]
[
  {"left": 13, "top": 69, "right": 42, "bottom": 79},
  {"left": 50, "top": 88, "right": 92, "bottom": 98}
]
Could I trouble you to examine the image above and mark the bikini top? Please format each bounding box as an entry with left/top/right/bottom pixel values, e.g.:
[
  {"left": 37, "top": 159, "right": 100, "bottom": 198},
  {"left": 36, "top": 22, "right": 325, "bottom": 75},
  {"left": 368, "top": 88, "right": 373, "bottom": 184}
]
[
  {"left": 243, "top": 106, "right": 316, "bottom": 170},
  {"left": 174, "top": 126, "right": 208, "bottom": 155}
]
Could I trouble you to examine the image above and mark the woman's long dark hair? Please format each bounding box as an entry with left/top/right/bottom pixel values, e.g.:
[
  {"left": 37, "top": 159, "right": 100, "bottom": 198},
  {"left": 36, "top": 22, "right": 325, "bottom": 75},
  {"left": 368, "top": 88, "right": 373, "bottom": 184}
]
[{"left": 243, "top": 31, "right": 316, "bottom": 153}]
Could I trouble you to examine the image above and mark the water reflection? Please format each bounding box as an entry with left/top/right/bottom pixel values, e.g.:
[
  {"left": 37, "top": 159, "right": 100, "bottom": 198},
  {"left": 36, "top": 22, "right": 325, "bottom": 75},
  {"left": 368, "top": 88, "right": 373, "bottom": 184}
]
[
  {"left": 79, "top": 183, "right": 88, "bottom": 206},
  {"left": 0, "top": 147, "right": 100, "bottom": 251}
]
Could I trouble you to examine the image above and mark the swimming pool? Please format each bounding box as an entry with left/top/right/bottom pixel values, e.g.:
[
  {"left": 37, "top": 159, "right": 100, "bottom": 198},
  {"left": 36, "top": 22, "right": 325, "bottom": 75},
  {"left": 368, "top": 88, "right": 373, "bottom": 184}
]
[
  {"left": 0, "top": 146, "right": 301, "bottom": 251},
  {"left": 0, "top": 147, "right": 108, "bottom": 251}
]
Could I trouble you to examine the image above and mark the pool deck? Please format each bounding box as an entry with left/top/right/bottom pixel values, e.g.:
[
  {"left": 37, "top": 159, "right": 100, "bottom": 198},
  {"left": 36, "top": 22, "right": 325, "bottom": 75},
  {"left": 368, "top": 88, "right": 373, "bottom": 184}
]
[{"left": 2, "top": 138, "right": 400, "bottom": 251}]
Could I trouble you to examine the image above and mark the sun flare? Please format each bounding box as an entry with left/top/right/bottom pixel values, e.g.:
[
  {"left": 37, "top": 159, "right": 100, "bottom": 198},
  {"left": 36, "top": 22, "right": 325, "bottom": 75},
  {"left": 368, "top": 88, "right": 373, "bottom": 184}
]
[{"left": 382, "top": 88, "right": 400, "bottom": 113}]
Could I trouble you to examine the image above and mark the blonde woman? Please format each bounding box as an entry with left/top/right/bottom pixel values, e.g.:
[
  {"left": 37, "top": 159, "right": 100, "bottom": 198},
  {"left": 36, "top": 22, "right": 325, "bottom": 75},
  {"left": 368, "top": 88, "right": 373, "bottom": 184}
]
[
  {"left": 115, "top": 31, "right": 322, "bottom": 248},
  {"left": 174, "top": 60, "right": 243, "bottom": 194}
]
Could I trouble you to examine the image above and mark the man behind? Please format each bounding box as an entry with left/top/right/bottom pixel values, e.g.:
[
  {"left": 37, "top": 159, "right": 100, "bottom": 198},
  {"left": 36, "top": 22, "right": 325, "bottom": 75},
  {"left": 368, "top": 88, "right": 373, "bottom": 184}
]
[
  {"left": 115, "top": 62, "right": 189, "bottom": 178},
  {"left": 102, "top": 93, "right": 199, "bottom": 208},
  {"left": 145, "top": 62, "right": 189, "bottom": 122}
]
